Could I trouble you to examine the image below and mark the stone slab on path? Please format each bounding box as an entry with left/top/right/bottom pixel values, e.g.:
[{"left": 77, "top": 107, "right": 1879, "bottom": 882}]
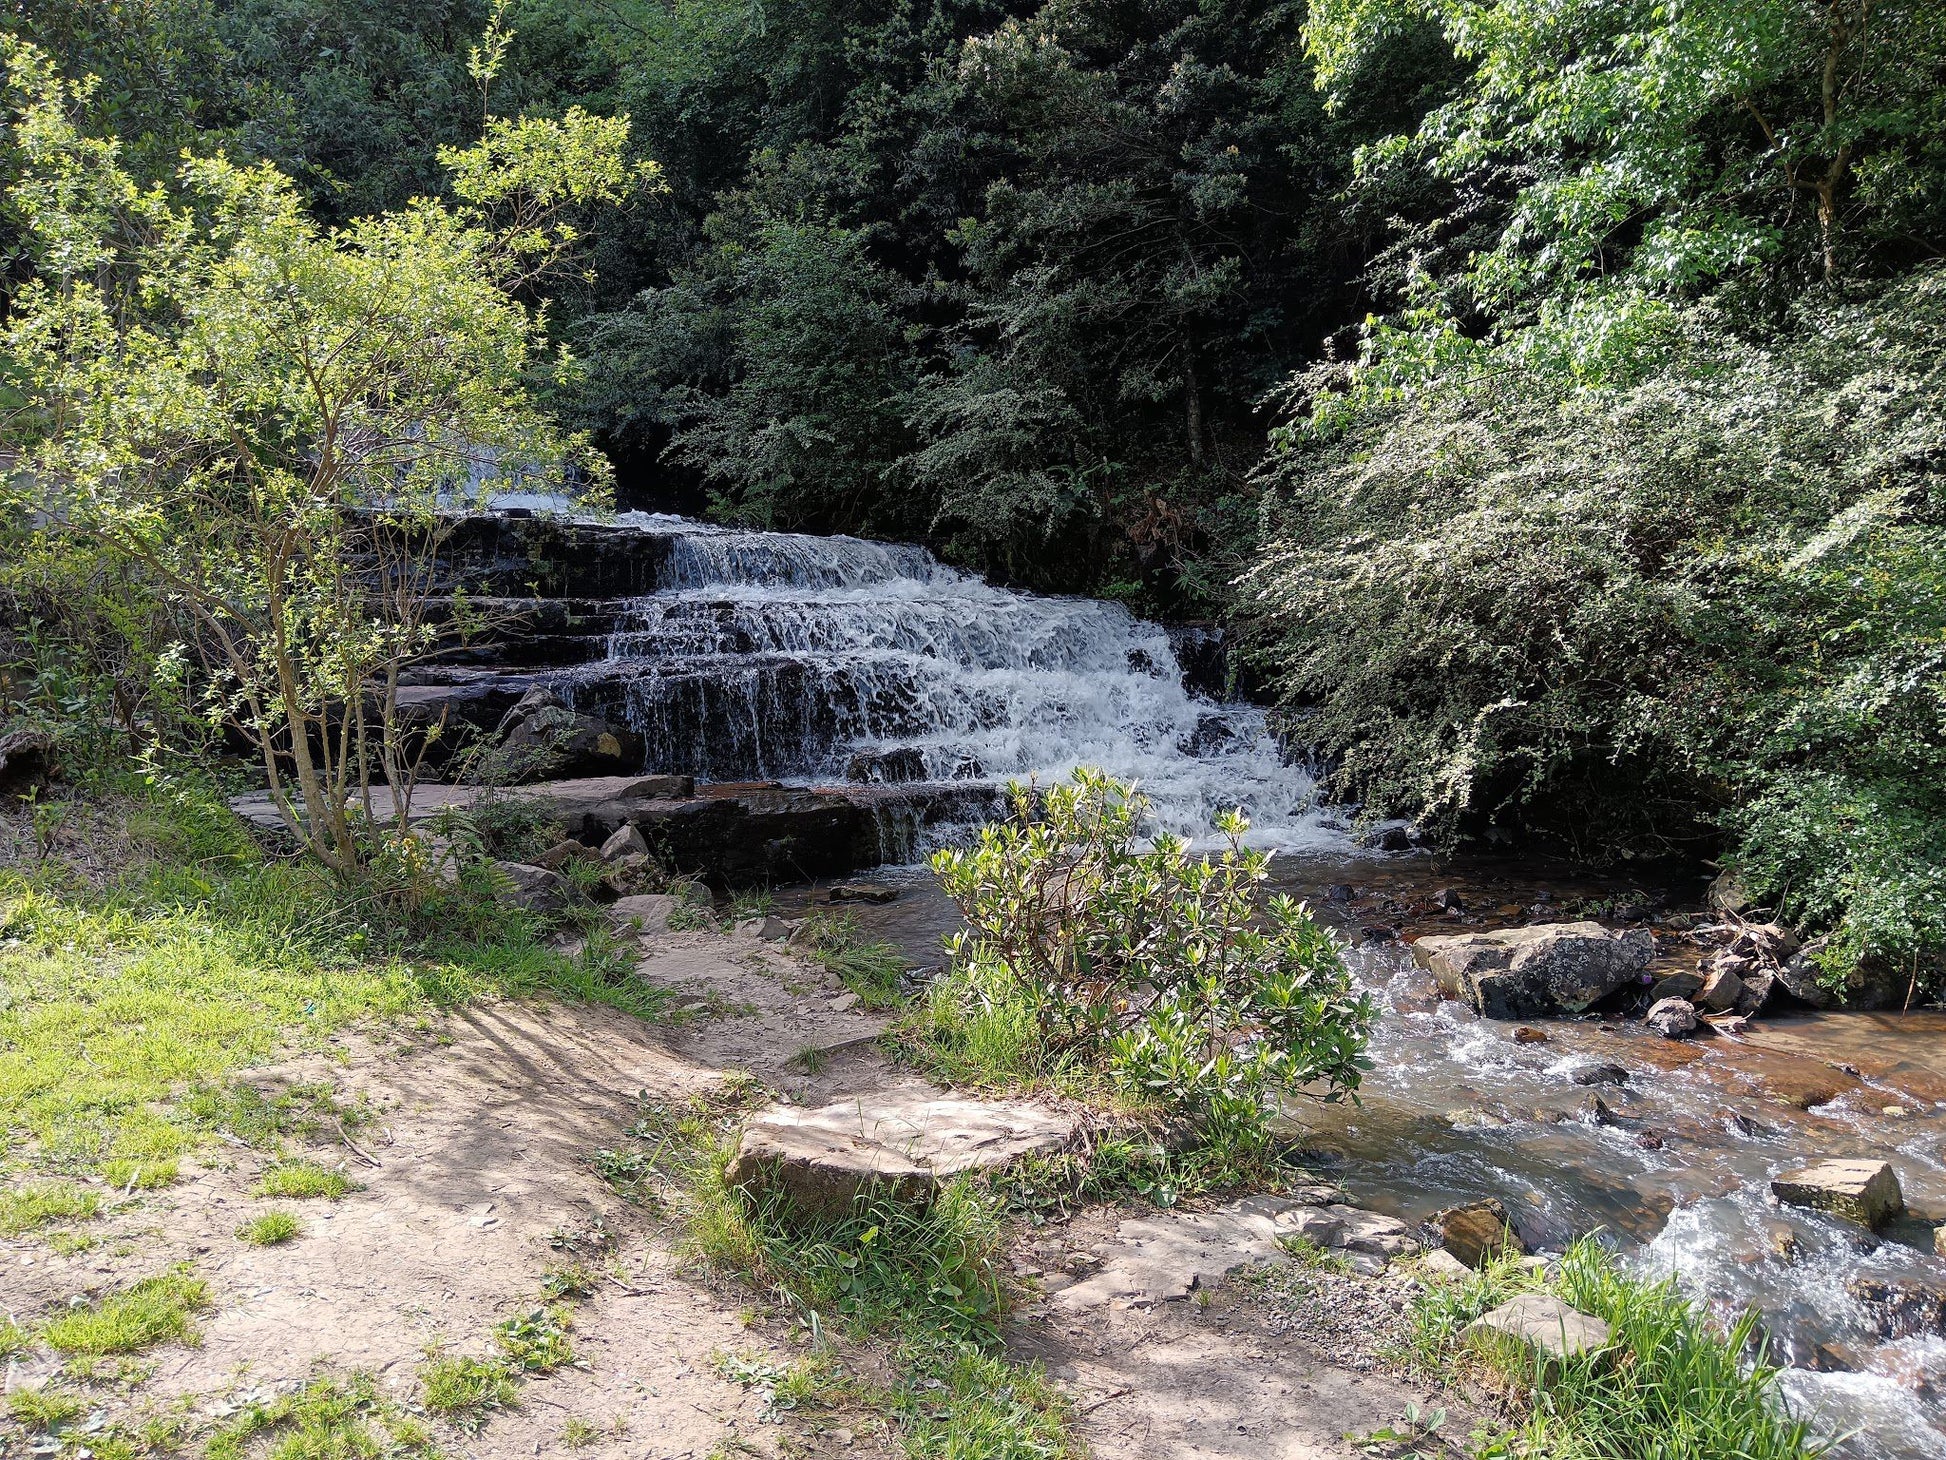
[
  {"left": 1054, "top": 1195, "right": 1417, "bottom": 1310},
  {"left": 727, "top": 1093, "right": 1078, "bottom": 1219}
]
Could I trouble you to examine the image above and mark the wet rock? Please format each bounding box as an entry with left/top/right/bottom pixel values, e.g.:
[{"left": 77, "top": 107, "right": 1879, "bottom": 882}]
[
  {"left": 1512, "top": 1026, "right": 1548, "bottom": 1045},
  {"left": 494, "top": 687, "right": 642, "bottom": 780},
  {"left": 601, "top": 823, "right": 649, "bottom": 860},
  {"left": 1696, "top": 966, "right": 1746, "bottom": 1013},
  {"left": 728, "top": 1095, "right": 1076, "bottom": 1220},
  {"left": 1762, "top": 1222, "right": 1803, "bottom": 1263},
  {"left": 1438, "top": 1199, "right": 1525, "bottom": 1269},
  {"left": 1775, "top": 943, "right": 1832, "bottom": 1008},
  {"left": 844, "top": 747, "right": 927, "bottom": 784},
  {"left": 1846, "top": 1275, "right": 1946, "bottom": 1339},
  {"left": 1809, "top": 1339, "right": 1866, "bottom": 1373},
  {"left": 493, "top": 860, "right": 570, "bottom": 913},
  {"left": 1581, "top": 1094, "right": 1617, "bottom": 1125},
  {"left": 619, "top": 773, "right": 696, "bottom": 799},
  {"left": 1359, "top": 823, "right": 1412, "bottom": 852},
  {"left": 1634, "top": 1131, "right": 1664, "bottom": 1150},
  {"left": 1723, "top": 1110, "right": 1772, "bottom": 1137},
  {"left": 1413, "top": 922, "right": 1654, "bottom": 1019},
  {"left": 1326, "top": 884, "right": 1357, "bottom": 903},
  {"left": 1646, "top": 997, "right": 1700, "bottom": 1039},
  {"left": 1431, "top": 887, "right": 1465, "bottom": 913},
  {"left": 1464, "top": 1294, "right": 1612, "bottom": 1364},
  {"left": 1570, "top": 1063, "right": 1629, "bottom": 1087},
  {"left": 1649, "top": 972, "right": 1705, "bottom": 1003},
  {"left": 1772, "top": 1160, "right": 1904, "bottom": 1228},
  {"left": 830, "top": 883, "right": 898, "bottom": 904}
]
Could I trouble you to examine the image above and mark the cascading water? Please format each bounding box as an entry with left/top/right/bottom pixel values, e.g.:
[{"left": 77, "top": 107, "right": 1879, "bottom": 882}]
[{"left": 561, "top": 514, "right": 1343, "bottom": 849}]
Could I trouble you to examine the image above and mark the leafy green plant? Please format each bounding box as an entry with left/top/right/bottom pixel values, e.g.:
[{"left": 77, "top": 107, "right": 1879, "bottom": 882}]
[
  {"left": 495, "top": 1306, "right": 576, "bottom": 1373},
  {"left": 237, "top": 1210, "right": 303, "bottom": 1246},
  {"left": 39, "top": 1268, "right": 211, "bottom": 1355},
  {"left": 207, "top": 1372, "right": 434, "bottom": 1460},
  {"left": 924, "top": 770, "right": 1373, "bottom": 1154}
]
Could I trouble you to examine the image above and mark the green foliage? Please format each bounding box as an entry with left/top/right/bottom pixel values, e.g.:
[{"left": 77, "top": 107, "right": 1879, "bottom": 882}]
[
  {"left": 236, "top": 1209, "right": 303, "bottom": 1246},
  {"left": 1247, "top": 272, "right": 1946, "bottom": 980},
  {"left": 1410, "top": 1242, "right": 1820, "bottom": 1460},
  {"left": 7, "top": 1384, "right": 85, "bottom": 1433},
  {"left": 924, "top": 771, "right": 1372, "bottom": 1151},
  {"left": 39, "top": 1268, "right": 211, "bottom": 1355},
  {"left": 494, "top": 1305, "right": 576, "bottom": 1373},
  {"left": 253, "top": 1160, "right": 356, "bottom": 1201},
  {"left": 207, "top": 1371, "right": 437, "bottom": 1460}
]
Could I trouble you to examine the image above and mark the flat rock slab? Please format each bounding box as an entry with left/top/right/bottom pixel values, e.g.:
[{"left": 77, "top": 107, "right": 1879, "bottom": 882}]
[
  {"left": 1772, "top": 1159, "right": 1904, "bottom": 1228},
  {"left": 1056, "top": 1196, "right": 1415, "bottom": 1310},
  {"left": 1464, "top": 1293, "right": 1611, "bottom": 1363},
  {"left": 1412, "top": 921, "right": 1654, "bottom": 1019},
  {"left": 728, "top": 1094, "right": 1076, "bottom": 1219}
]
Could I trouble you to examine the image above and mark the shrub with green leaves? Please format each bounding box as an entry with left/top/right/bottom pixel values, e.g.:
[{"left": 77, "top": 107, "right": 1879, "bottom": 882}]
[{"left": 925, "top": 770, "right": 1372, "bottom": 1151}]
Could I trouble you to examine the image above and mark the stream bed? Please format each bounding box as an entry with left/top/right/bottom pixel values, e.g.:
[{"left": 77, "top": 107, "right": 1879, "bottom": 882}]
[{"left": 777, "top": 853, "right": 1946, "bottom": 1459}]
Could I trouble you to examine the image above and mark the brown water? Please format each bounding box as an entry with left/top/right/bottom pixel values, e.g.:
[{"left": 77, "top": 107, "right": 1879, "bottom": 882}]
[{"left": 775, "top": 850, "right": 1946, "bottom": 1459}]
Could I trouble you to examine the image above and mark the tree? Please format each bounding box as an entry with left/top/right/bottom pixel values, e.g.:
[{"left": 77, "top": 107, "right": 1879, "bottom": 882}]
[{"left": 1, "top": 36, "right": 655, "bottom": 870}]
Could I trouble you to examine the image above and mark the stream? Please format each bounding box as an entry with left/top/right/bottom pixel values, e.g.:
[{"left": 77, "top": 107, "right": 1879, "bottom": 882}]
[{"left": 517, "top": 510, "right": 1944, "bottom": 1455}]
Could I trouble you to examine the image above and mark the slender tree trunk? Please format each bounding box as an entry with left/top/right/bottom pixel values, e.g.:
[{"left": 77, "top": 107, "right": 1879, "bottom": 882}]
[{"left": 1183, "top": 351, "right": 1206, "bottom": 467}]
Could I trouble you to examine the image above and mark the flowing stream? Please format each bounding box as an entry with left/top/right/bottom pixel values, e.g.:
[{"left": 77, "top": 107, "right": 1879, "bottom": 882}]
[{"left": 536, "top": 511, "right": 1943, "bottom": 1455}]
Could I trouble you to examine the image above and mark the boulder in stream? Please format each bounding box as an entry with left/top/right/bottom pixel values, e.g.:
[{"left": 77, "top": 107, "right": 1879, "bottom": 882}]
[
  {"left": 1771, "top": 1159, "right": 1904, "bottom": 1228},
  {"left": 1437, "top": 1198, "right": 1526, "bottom": 1268},
  {"left": 1846, "top": 1275, "right": 1946, "bottom": 1339},
  {"left": 1412, "top": 921, "right": 1654, "bottom": 1018},
  {"left": 1645, "top": 996, "right": 1699, "bottom": 1038}
]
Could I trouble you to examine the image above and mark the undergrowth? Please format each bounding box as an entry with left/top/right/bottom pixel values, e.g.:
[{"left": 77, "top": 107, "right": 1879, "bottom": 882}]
[
  {"left": 792, "top": 911, "right": 907, "bottom": 1009},
  {"left": 1412, "top": 1239, "right": 1823, "bottom": 1460}
]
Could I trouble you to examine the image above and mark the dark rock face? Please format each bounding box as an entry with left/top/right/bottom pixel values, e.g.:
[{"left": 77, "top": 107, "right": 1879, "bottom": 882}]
[
  {"left": 0, "top": 726, "right": 54, "bottom": 794},
  {"left": 493, "top": 687, "right": 642, "bottom": 781},
  {"left": 1165, "top": 623, "right": 1231, "bottom": 699},
  {"left": 1846, "top": 1275, "right": 1946, "bottom": 1339}
]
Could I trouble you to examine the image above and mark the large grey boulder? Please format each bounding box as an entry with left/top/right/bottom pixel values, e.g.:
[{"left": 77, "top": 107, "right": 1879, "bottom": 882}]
[
  {"left": 1645, "top": 997, "right": 1699, "bottom": 1039},
  {"left": 726, "top": 1094, "right": 1076, "bottom": 1219},
  {"left": 492, "top": 860, "right": 569, "bottom": 913},
  {"left": 1412, "top": 922, "right": 1654, "bottom": 1018}
]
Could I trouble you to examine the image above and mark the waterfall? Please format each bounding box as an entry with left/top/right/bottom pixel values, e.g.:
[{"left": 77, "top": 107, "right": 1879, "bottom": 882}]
[{"left": 558, "top": 515, "right": 1342, "bottom": 848}]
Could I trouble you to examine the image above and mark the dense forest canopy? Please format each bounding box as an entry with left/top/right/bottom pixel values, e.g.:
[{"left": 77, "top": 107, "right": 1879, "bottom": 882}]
[{"left": 3, "top": 0, "right": 1944, "bottom": 987}]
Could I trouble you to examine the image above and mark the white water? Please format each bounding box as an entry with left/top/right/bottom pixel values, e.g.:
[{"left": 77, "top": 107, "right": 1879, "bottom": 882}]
[{"left": 573, "top": 515, "right": 1343, "bottom": 848}]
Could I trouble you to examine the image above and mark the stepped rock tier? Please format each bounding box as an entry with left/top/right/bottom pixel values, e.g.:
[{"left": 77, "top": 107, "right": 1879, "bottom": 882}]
[{"left": 402, "top": 512, "right": 1341, "bottom": 856}]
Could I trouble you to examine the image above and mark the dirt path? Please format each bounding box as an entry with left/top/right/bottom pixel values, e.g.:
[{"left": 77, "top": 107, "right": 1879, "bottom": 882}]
[{"left": 3, "top": 922, "right": 1464, "bottom": 1459}]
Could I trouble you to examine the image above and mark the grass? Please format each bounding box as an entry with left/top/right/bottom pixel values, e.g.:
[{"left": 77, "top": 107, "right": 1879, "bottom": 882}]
[
  {"left": 418, "top": 1353, "right": 520, "bottom": 1430},
  {"left": 494, "top": 1305, "right": 576, "bottom": 1373},
  {"left": 236, "top": 1209, "right": 302, "bottom": 1245},
  {"left": 583, "top": 1084, "right": 1072, "bottom": 1456},
  {"left": 561, "top": 1415, "right": 599, "bottom": 1447},
  {"left": 39, "top": 1268, "right": 211, "bottom": 1355},
  {"left": 7, "top": 1385, "right": 85, "bottom": 1432},
  {"left": 0, "top": 1180, "right": 100, "bottom": 1235},
  {"left": 0, "top": 774, "right": 675, "bottom": 1178},
  {"left": 793, "top": 912, "right": 908, "bottom": 1009},
  {"left": 1412, "top": 1239, "right": 1823, "bottom": 1460},
  {"left": 253, "top": 1158, "right": 356, "bottom": 1200},
  {"left": 206, "top": 1372, "right": 435, "bottom": 1460}
]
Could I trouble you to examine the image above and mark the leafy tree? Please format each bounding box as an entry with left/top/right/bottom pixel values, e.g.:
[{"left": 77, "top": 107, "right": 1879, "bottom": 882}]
[{"left": 1, "top": 37, "right": 653, "bottom": 868}]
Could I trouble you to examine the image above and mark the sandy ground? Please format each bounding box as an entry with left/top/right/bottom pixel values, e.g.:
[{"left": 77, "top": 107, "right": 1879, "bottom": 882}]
[{"left": 2, "top": 923, "right": 1465, "bottom": 1460}]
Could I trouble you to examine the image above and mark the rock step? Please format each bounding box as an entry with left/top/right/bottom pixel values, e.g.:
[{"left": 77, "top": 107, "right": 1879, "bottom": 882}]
[
  {"left": 1411, "top": 922, "right": 1654, "bottom": 1019},
  {"left": 726, "top": 1093, "right": 1079, "bottom": 1219}
]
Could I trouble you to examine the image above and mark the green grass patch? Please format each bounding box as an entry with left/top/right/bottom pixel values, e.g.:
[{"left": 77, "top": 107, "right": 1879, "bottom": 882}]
[
  {"left": 101, "top": 1158, "right": 179, "bottom": 1190},
  {"left": 253, "top": 1159, "right": 355, "bottom": 1200},
  {"left": 39, "top": 1268, "right": 211, "bottom": 1355},
  {"left": 236, "top": 1209, "right": 302, "bottom": 1245},
  {"left": 0, "top": 775, "right": 677, "bottom": 1177},
  {"left": 494, "top": 1305, "right": 576, "bottom": 1373},
  {"left": 793, "top": 912, "right": 907, "bottom": 1010},
  {"left": 7, "top": 1385, "right": 85, "bottom": 1432},
  {"left": 1413, "top": 1240, "right": 1822, "bottom": 1459},
  {"left": 418, "top": 1353, "right": 520, "bottom": 1430},
  {"left": 0, "top": 1180, "right": 100, "bottom": 1235},
  {"left": 206, "top": 1371, "right": 435, "bottom": 1460}
]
